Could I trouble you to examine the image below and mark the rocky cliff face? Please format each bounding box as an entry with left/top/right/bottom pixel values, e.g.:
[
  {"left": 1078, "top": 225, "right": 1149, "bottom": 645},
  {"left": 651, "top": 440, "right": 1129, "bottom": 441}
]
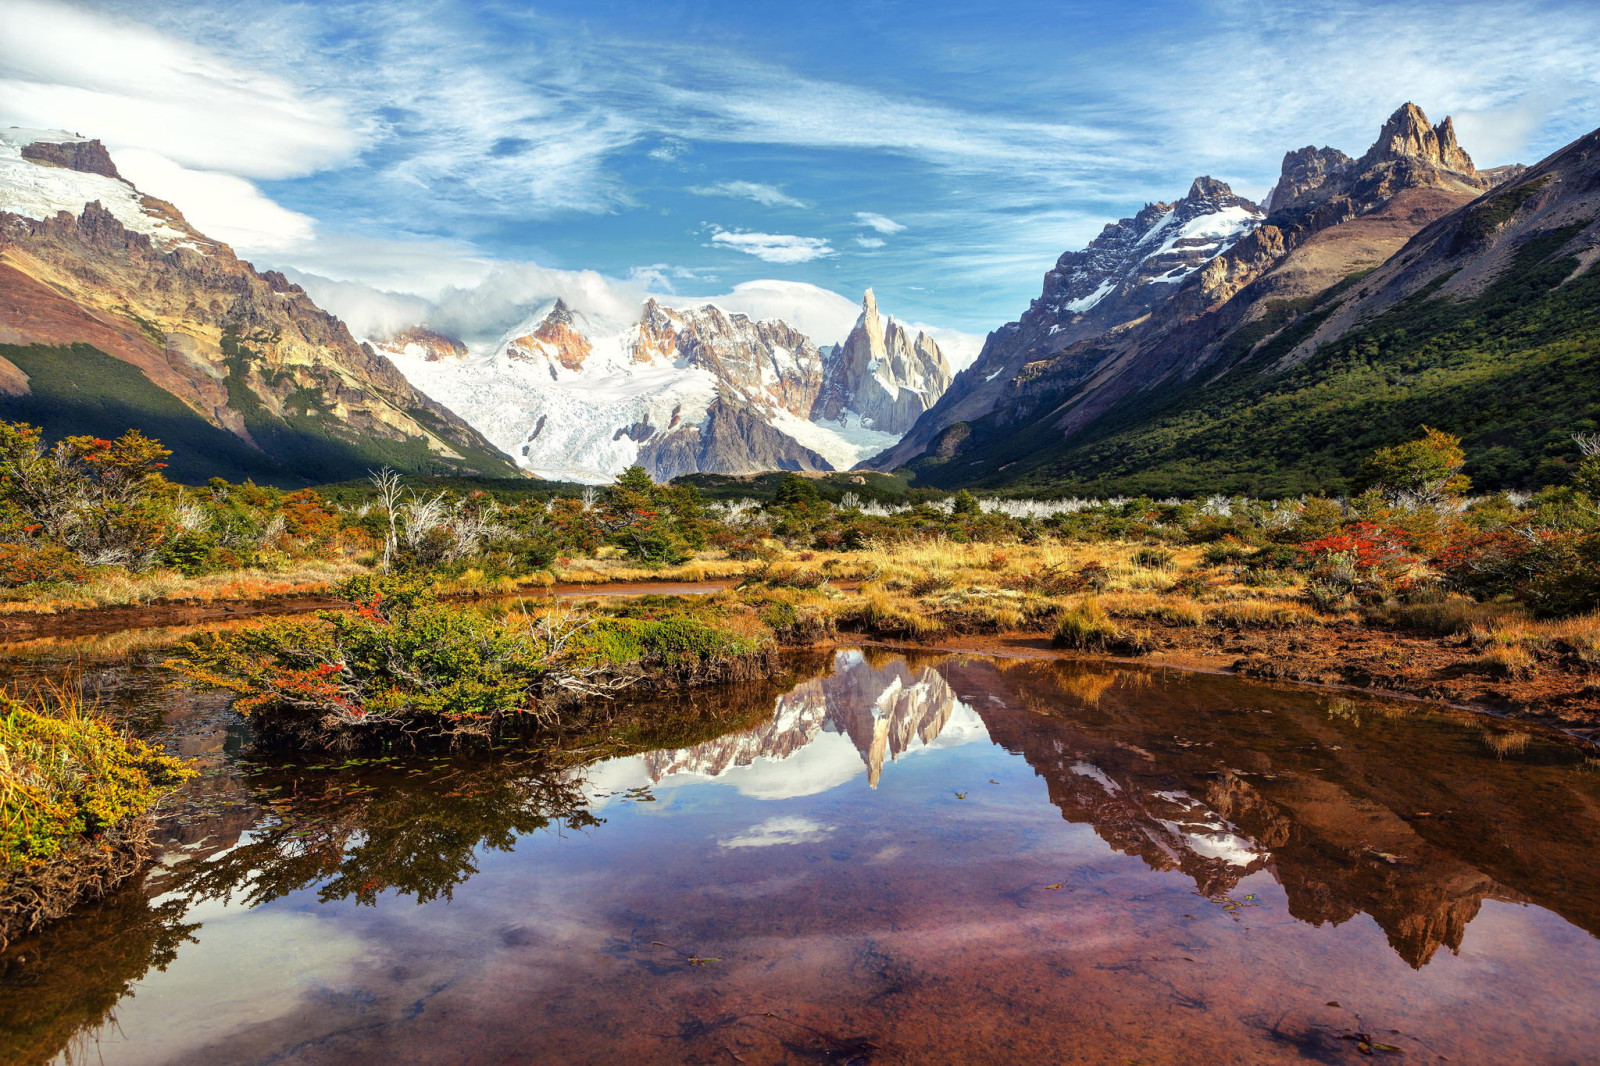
[
  {"left": 384, "top": 290, "right": 953, "bottom": 482},
  {"left": 0, "top": 127, "right": 520, "bottom": 483},
  {"left": 870, "top": 174, "right": 1265, "bottom": 469},
  {"left": 875, "top": 103, "right": 1507, "bottom": 480},
  {"left": 813, "top": 289, "right": 951, "bottom": 435},
  {"left": 1283, "top": 121, "right": 1600, "bottom": 364}
]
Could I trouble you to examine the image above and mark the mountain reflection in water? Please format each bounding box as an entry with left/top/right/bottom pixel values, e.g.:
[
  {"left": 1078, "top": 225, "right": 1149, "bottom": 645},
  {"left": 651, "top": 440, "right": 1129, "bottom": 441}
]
[{"left": 2, "top": 647, "right": 1598, "bottom": 1065}]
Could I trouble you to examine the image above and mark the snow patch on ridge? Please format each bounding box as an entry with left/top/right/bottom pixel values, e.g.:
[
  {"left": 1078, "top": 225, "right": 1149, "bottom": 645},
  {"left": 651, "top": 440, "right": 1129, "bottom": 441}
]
[{"left": 0, "top": 130, "right": 197, "bottom": 250}]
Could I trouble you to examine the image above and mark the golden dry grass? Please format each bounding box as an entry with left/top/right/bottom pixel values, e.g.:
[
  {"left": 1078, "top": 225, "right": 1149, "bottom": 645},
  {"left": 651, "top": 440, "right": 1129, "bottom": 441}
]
[
  {"left": 0, "top": 559, "right": 366, "bottom": 615},
  {"left": 552, "top": 555, "right": 748, "bottom": 585}
]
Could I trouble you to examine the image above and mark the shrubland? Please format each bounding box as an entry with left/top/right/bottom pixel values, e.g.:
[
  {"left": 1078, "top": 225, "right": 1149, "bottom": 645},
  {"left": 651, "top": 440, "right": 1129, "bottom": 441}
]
[{"left": 0, "top": 413, "right": 1596, "bottom": 705}]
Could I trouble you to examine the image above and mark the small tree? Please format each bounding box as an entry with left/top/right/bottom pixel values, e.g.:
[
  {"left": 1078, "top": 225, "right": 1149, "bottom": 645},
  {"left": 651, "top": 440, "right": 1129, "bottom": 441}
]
[
  {"left": 768, "top": 473, "right": 819, "bottom": 510},
  {"left": 1364, "top": 427, "right": 1470, "bottom": 506},
  {"left": 0, "top": 422, "right": 173, "bottom": 568},
  {"left": 951, "top": 489, "right": 981, "bottom": 516}
]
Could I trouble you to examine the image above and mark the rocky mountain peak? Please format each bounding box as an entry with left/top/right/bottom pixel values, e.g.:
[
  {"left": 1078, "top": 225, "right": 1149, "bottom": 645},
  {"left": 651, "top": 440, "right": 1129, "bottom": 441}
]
[
  {"left": 814, "top": 291, "right": 952, "bottom": 436},
  {"left": 1266, "top": 145, "right": 1353, "bottom": 212},
  {"left": 1184, "top": 176, "right": 1235, "bottom": 203},
  {"left": 503, "top": 298, "right": 593, "bottom": 372},
  {"left": 545, "top": 297, "right": 577, "bottom": 325},
  {"left": 371, "top": 327, "right": 467, "bottom": 364},
  {"left": 19, "top": 137, "right": 122, "bottom": 180},
  {"left": 1360, "top": 102, "right": 1477, "bottom": 174}
]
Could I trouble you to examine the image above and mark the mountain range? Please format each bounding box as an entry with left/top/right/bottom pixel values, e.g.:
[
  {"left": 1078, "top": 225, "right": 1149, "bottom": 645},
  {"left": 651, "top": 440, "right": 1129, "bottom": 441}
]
[
  {"left": 874, "top": 103, "right": 1600, "bottom": 494},
  {"left": 2, "top": 102, "right": 1596, "bottom": 493},
  {"left": 0, "top": 128, "right": 519, "bottom": 484},
  {"left": 375, "top": 287, "right": 953, "bottom": 482}
]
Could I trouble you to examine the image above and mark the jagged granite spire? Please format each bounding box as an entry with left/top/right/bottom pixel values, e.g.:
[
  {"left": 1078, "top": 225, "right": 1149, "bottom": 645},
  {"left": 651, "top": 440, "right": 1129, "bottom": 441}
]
[
  {"left": 1359, "top": 102, "right": 1477, "bottom": 174},
  {"left": 813, "top": 290, "right": 952, "bottom": 435}
]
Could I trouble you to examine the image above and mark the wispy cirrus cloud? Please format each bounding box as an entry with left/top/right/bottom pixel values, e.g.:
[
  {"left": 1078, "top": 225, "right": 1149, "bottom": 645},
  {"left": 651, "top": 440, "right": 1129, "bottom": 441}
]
[
  {"left": 855, "top": 212, "right": 905, "bottom": 234},
  {"left": 708, "top": 227, "right": 835, "bottom": 263},
  {"left": 8, "top": 0, "right": 1600, "bottom": 337},
  {"left": 688, "top": 180, "right": 810, "bottom": 208}
]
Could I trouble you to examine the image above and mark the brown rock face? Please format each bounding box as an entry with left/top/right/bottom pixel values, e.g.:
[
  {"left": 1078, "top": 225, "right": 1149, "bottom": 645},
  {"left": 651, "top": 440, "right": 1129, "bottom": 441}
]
[
  {"left": 871, "top": 102, "right": 1503, "bottom": 475},
  {"left": 0, "top": 150, "right": 519, "bottom": 479},
  {"left": 513, "top": 298, "right": 592, "bottom": 371},
  {"left": 20, "top": 138, "right": 121, "bottom": 179},
  {"left": 635, "top": 399, "right": 831, "bottom": 480},
  {"left": 1359, "top": 102, "right": 1477, "bottom": 174},
  {"left": 1267, "top": 146, "right": 1352, "bottom": 210},
  {"left": 370, "top": 326, "right": 467, "bottom": 363}
]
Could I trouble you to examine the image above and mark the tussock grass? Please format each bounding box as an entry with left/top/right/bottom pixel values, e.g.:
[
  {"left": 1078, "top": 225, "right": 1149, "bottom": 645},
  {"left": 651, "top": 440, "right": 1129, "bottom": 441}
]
[
  {"left": 1366, "top": 595, "right": 1527, "bottom": 635},
  {"left": 1543, "top": 613, "right": 1600, "bottom": 664},
  {"left": 553, "top": 555, "right": 748, "bottom": 585},
  {"left": 1052, "top": 599, "right": 1154, "bottom": 655}
]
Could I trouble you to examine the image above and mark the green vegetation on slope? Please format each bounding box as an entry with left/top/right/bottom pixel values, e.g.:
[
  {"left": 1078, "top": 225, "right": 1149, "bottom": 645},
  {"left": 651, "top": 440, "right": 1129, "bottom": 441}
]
[
  {"left": 218, "top": 328, "right": 522, "bottom": 484},
  {"left": 910, "top": 225, "right": 1600, "bottom": 496},
  {"left": 0, "top": 338, "right": 521, "bottom": 486},
  {"left": 0, "top": 343, "right": 293, "bottom": 484}
]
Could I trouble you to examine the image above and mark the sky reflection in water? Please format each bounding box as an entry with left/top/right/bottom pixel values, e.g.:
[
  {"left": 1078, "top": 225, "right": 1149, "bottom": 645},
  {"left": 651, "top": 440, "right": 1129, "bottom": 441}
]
[{"left": 3, "top": 647, "right": 1600, "bottom": 1065}]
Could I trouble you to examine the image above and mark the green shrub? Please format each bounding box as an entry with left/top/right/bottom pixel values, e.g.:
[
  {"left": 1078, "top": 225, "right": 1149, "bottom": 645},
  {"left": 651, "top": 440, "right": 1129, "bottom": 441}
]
[
  {"left": 1, "top": 686, "right": 193, "bottom": 869},
  {"left": 165, "top": 576, "right": 551, "bottom": 745}
]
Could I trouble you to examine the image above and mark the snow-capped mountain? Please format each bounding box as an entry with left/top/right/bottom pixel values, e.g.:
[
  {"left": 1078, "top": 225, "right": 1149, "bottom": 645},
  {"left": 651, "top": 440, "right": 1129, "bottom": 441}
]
[
  {"left": 1033, "top": 176, "right": 1264, "bottom": 342},
  {"left": 378, "top": 289, "right": 955, "bottom": 482},
  {"left": 0, "top": 127, "right": 518, "bottom": 484},
  {"left": 813, "top": 288, "right": 952, "bottom": 435},
  {"left": 870, "top": 103, "right": 1502, "bottom": 476}
]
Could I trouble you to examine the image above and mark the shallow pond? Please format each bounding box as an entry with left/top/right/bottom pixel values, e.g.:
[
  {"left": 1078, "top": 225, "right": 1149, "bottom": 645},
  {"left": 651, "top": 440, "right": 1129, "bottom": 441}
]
[{"left": 2, "top": 637, "right": 1599, "bottom": 1064}]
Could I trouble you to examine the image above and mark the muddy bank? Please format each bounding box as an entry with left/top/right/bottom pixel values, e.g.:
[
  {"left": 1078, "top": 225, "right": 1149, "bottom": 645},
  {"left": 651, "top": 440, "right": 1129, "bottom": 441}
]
[
  {"left": 0, "top": 580, "right": 737, "bottom": 642},
  {"left": 839, "top": 617, "right": 1600, "bottom": 741}
]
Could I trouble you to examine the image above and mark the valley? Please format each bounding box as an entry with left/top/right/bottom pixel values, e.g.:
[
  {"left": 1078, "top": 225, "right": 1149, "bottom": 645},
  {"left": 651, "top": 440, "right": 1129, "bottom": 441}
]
[{"left": 2, "top": 4, "right": 1600, "bottom": 1061}]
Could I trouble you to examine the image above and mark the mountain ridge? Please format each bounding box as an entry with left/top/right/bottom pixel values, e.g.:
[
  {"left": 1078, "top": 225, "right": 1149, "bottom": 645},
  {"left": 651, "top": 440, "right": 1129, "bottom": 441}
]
[
  {"left": 0, "top": 127, "right": 522, "bottom": 484},
  {"left": 872, "top": 102, "right": 1580, "bottom": 492},
  {"left": 377, "top": 289, "right": 955, "bottom": 482},
  {"left": 891, "top": 113, "right": 1600, "bottom": 495}
]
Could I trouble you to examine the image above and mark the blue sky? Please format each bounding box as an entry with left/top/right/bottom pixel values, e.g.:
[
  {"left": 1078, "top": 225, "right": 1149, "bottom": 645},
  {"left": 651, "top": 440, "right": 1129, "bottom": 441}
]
[{"left": 4, "top": 0, "right": 1600, "bottom": 349}]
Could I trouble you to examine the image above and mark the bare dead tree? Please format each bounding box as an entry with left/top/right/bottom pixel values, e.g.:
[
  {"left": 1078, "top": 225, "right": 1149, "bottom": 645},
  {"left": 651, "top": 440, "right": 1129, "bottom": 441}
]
[{"left": 370, "top": 468, "right": 404, "bottom": 571}]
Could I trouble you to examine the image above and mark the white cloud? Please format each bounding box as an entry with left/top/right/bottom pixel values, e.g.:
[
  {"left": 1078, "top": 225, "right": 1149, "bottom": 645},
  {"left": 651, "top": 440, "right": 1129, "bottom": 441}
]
[
  {"left": 1124, "top": 0, "right": 1600, "bottom": 172},
  {"left": 0, "top": 0, "right": 359, "bottom": 178},
  {"left": 647, "top": 138, "right": 689, "bottom": 161},
  {"left": 719, "top": 816, "right": 834, "bottom": 849},
  {"left": 855, "top": 236, "right": 886, "bottom": 249},
  {"left": 688, "top": 180, "right": 809, "bottom": 208},
  {"left": 692, "top": 279, "right": 864, "bottom": 345},
  {"left": 910, "top": 325, "right": 986, "bottom": 373},
  {"left": 855, "top": 212, "right": 906, "bottom": 234},
  {"left": 285, "top": 272, "right": 434, "bottom": 341},
  {"left": 113, "top": 149, "right": 316, "bottom": 252},
  {"left": 709, "top": 227, "right": 834, "bottom": 264},
  {"left": 293, "top": 257, "right": 654, "bottom": 349}
]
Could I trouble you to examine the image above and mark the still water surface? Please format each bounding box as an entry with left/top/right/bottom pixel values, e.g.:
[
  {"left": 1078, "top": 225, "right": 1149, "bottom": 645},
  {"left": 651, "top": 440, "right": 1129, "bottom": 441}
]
[{"left": 2, "top": 636, "right": 1598, "bottom": 1064}]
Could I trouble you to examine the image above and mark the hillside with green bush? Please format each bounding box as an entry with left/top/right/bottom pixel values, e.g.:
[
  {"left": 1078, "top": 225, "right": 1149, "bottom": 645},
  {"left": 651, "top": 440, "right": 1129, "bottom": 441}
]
[
  {"left": 906, "top": 223, "right": 1600, "bottom": 497},
  {"left": 0, "top": 341, "right": 524, "bottom": 486}
]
